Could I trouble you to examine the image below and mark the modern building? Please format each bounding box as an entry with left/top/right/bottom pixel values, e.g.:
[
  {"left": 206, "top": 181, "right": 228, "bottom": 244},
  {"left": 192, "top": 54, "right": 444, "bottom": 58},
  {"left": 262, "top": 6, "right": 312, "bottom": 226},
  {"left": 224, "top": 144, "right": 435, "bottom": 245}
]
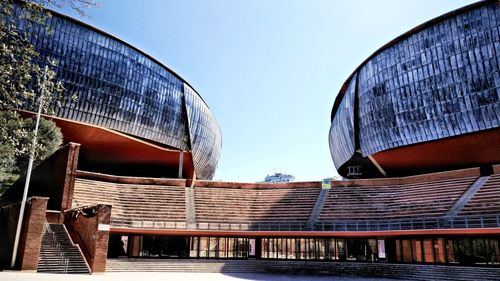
[
  {"left": 1, "top": 0, "right": 500, "bottom": 279},
  {"left": 6, "top": 1, "right": 222, "bottom": 181},
  {"left": 329, "top": 0, "right": 500, "bottom": 179},
  {"left": 264, "top": 173, "right": 295, "bottom": 183}
]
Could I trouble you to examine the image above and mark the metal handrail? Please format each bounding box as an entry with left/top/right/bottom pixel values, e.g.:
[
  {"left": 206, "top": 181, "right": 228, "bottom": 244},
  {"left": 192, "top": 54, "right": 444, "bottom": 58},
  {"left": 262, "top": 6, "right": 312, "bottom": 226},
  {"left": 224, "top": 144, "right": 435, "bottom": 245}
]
[
  {"left": 109, "top": 214, "right": 500, "bottom": 231},
  {"left": 43, "top": 220, "right": 69, "bottom": 273}
]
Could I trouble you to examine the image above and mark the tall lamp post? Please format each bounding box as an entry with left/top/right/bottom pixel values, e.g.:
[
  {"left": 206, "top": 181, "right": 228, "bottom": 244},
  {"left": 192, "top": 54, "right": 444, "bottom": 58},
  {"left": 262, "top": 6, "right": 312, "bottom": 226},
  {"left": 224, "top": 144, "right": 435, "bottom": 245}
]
[{"left": 10, "top": 65, "right": 49, "bottom": 268}]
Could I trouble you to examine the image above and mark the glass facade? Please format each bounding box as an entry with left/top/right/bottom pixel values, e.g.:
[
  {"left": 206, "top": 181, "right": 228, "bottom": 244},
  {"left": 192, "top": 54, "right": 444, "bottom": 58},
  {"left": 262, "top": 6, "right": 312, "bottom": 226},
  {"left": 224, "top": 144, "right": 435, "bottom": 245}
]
[
  {"left": 184, "top": 85, "right": 222, "bottom": 179},
  {"left": 329, "top": 1, "right": 500, "bottom": 171},
  {"left": 8, "top": 4, "right": 221, "bottom": 179},
  {"left": 122, "top": 235, "right": 190, "bottom": 258},
  {"left": 189, "top": 237, "right": 249, "bottom": 259},
  {"left": 395, "top": 237, "right": 500, "bottom": 265},
  {"left": 329, "top": 74, "right": 356, "bottom": 169},
  {"left": 261, "top": 237, "right": 382, "bottom": 262},
  {"left": 113, "top": 234, "right": 500, "bottom": 266}
]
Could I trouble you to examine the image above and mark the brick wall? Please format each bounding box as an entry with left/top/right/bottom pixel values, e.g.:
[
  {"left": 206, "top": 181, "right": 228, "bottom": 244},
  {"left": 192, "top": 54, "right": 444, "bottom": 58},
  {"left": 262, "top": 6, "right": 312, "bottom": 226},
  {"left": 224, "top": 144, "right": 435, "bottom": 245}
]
[
  {"left": 331, "top": 167, "right": 481, "bottom": 187},
  {"left": 194, "top": 180, "right": 322, "bottom": 189},
  {"left": 17, "top": 197, "right": 48, "bottom": 270},
  {"left": 0, "top": 143, "right": 80, "bottom": 219},
  {"left": 75, "top": 170, "right": 186, "bottom": 187},
  {"left": 64, "top": 204, "right": 111, "bottom": 273},
  {"left": 0, "top": 197, "right": 48, "bottom": 270}
]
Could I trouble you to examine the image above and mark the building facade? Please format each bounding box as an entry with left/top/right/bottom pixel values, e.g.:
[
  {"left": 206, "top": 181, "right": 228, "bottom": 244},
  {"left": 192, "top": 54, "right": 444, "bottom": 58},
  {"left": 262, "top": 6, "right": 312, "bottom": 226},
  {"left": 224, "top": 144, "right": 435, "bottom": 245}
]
[
  {"left": 329, "top": 0, "right": 500, "bottom": 178},
  {"left": 1, "top": 0, "right": 500, "bottom": 276},
  {"left": 264, "top": 173, "right": 295, "bottom": 183},
  {"left": 6, "top": 2, "right": 222, "bottom": 180}
]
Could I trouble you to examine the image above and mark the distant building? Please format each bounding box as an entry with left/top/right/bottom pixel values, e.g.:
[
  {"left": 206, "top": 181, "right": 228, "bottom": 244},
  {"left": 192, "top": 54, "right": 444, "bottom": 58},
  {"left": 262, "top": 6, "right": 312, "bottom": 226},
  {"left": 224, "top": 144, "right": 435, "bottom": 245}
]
[
  {"left": 264, "top": 173, "right": 295, "bottom": 183},
  {"left": 322, "top": 177, "right": 335, "bottom": 184}
]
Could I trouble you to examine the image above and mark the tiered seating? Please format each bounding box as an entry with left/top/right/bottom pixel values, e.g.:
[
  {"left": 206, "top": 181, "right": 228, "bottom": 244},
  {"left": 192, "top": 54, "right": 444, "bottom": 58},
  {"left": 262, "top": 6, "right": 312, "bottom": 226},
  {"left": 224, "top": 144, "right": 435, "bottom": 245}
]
[
  {"left": 319, "top": 186, "right": 396, "bottom": 220},
  {"left": 319, "top": 176, "right": 477, "bottom": 221},
  {"left": 194, "top": 187, "right": 254, "bottom": 223},
  {"left": 253, "top": 188, "right": 320, "bottom": 221},
  {"left": 73, "top": 178, "right": 186, "bottom": 227},
  {"left": 391, "top": 177, "right": 478, "bottom": 218},
  {"left": 194, "top": 186, "right": 321, "bottom": 224},
  {"left": 459, "top": 174, "right": 500, "bottom": 216}
]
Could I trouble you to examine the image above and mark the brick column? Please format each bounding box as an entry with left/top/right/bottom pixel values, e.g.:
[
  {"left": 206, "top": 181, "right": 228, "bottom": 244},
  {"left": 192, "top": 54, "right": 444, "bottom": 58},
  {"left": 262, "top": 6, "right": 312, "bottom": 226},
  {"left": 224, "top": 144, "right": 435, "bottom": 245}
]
[{"left": 17, "top": 197, "right": 49, "bottom": 271}]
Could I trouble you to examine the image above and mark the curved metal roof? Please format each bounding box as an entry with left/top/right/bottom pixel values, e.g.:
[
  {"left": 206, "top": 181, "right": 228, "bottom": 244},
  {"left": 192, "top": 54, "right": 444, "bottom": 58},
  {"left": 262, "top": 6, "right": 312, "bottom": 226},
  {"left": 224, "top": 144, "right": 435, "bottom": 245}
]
[
  {"left": 42, "top": 4, "right": 211, "bottom": 108},
  {"left": 330, "top": 0, "right": 494, "bottom": 122}
]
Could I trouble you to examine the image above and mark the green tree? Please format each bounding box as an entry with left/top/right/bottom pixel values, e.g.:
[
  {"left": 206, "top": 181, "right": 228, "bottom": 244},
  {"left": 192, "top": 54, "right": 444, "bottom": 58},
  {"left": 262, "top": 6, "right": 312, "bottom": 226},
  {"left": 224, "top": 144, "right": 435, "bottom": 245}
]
[
  {"left": 0, "top": 111, "right": 62, "bottom": 184},
  {"left": 0, "top": 0, "right": 97, "bottom": 193},
  {"left": 0, "top": 111, "right": 22, "bottom": 183},
  {"left": 15, "top": 115, "right": 63, "bottom": 174}
]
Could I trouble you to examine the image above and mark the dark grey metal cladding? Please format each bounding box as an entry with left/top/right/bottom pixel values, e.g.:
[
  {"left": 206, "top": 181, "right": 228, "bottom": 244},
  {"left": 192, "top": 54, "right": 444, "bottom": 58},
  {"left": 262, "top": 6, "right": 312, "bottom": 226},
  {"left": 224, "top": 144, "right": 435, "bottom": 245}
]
[
  {"left": 330, "top": 1, "right": 500, "bottom": 172},
  {"left": 184, "top": 85, "right": 222, "bottom": 180},
  {"left": 329, "top": 74, "right": 356, "bottom": 169},
  {"left": 357, "top": 2, "right": 500, "bottom": 157},
  {"left": 9, "top": 4, "right": 221, "bottom": 179}
]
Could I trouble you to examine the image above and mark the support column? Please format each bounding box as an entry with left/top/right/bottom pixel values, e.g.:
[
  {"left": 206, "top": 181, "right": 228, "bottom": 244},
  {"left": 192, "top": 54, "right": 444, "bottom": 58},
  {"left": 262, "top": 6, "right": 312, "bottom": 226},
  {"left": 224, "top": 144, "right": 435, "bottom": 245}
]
[{"left": 178, "top": 150, "right": 184, "bottom": 179}]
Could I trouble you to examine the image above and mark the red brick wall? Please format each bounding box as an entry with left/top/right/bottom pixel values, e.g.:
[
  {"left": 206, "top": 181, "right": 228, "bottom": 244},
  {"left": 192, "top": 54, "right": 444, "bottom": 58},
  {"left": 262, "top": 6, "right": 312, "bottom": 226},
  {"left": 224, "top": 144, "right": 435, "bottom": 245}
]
[
  {"left": 0, "top": 202, "right": 20, "bottom": 268},
  {"left": 493, "top": 164, "right": 500, "bottom": 174},
  {"left": 45, "top": 210, "right": 61, "bottom": 224},
  {"left": 331, "top": 167, "right": 481, "bottom": 187},
  {"left": 1, "top": 143, "right": 80, "bottom": 222},
  {"left": 194, "top": 180, "right": 322, "bottom": 189},
  {"left": 60, "top": 143, "right": 80, "bottom": 212},
  {"left": 17, "top": 197, "right": 48, "bottom": 270},
  {"left": 64, "top": 204, "right": 111, "bottom": 272},
  {"left": 0, "top": 197, "right": 48, "bottom": 270},
  {"left": 75, "top": 170, "right": 186, "bottom": 186}
]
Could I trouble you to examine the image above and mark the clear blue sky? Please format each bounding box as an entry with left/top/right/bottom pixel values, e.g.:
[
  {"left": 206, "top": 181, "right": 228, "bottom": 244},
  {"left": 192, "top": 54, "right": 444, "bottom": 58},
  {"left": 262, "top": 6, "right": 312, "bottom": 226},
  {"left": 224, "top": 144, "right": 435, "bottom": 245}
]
[{"left": 53, "top": 0, "right": 477, "bottom": 182}]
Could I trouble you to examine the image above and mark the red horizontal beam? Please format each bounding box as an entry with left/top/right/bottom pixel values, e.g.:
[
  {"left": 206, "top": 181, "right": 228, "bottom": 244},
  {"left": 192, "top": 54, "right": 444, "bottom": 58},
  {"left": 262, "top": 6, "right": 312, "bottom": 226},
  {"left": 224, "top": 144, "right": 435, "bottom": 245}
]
[{"left": 110, "top": 227, "right": 500, "bottom": 237}]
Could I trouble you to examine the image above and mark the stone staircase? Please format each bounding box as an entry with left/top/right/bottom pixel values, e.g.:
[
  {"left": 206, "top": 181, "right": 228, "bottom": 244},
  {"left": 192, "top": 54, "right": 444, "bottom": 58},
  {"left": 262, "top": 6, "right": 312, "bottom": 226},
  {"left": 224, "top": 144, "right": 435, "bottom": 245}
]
[
  {"left": 106, "top": 259, "right": 500, "bottom": 280},
  {"left": 261, "top": 261, "right": 500, "bottom": 281},
  {"left": 37, "top": 223, "right": 90, "bottom": 274},
  {"left": 106, "top": 258, "right": 265, "bottom": 273},
  {"left": 443, "top": 175, "right": 490, "bottom": 220},
  {"left": 305, "top": 187, "right": 330, "bottom": 229}
]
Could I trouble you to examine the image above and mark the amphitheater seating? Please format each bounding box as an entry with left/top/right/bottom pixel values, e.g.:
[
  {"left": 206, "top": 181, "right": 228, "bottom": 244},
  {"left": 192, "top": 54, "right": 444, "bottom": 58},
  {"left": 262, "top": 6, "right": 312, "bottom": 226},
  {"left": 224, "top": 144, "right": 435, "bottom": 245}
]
[
  {"left": 72, "top": 170, "right": 495, "bottom": 227},
  {"left": 73, "top": 178, "right": 186, "bottom": 227},
  {"left": 194, "top": 185, "right": 321, "bottom": 224},
  {"left": 319, "top": 176, "right": 478, "bottom": 221},
  {"left": 458, "top": 174, "right": 500, "bottom": 216}
]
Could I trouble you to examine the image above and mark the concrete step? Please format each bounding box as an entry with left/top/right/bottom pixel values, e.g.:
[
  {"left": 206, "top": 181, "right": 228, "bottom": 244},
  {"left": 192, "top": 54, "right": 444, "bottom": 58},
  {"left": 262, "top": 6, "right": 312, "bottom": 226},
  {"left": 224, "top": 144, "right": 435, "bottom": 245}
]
[
  {"left": 105, "top": 259, "right": 500, "bottom": 280},
  {"left": 37, "top": 224, "right": 90, "bottom": 274}
]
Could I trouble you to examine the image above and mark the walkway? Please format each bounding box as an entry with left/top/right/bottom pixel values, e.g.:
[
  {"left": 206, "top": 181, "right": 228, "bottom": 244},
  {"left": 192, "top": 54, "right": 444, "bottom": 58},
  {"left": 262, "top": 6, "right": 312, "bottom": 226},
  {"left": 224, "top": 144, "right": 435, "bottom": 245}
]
[{"left": 0, "top": 272, "right": 400, "bottom": 281}]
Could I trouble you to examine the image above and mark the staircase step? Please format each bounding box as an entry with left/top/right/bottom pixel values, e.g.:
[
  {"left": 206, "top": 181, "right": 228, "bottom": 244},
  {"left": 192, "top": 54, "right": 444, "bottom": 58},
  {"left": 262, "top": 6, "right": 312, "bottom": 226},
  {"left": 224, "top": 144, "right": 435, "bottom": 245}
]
[
  {"left": 105, "top": 258, "right": 500, "bottom": 280},
  {"left": 37, "top": 223, "right": 91, "bottom": 274}
]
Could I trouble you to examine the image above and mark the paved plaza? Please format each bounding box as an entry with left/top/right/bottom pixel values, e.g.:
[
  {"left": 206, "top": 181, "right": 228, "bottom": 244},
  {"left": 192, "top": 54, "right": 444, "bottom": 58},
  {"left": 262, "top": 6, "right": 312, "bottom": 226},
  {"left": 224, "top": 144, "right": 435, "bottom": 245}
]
[{"left": 0, "top": 272, "right": 400, "bottom": 281}]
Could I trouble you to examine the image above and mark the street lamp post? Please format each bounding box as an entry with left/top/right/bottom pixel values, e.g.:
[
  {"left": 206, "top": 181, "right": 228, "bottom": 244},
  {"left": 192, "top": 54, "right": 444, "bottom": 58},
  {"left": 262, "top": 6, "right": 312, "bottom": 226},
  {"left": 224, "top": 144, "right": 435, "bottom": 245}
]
[{"left": 10, "top": 65, "right": 49, "bottom": 268}]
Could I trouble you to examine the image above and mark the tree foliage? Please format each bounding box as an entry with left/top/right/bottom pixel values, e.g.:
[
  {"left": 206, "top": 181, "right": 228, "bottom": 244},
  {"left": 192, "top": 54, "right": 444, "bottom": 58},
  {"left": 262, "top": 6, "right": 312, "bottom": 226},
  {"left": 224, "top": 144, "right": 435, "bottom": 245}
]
[
  {"left": 0, "top": 0, "right": 97, "bottom": 189},
  {"left": 0, "top": 111, "right": 62, "bottom": 182},
  {"left": 0, "top": 0, "right": 45, "bottom": 111}
]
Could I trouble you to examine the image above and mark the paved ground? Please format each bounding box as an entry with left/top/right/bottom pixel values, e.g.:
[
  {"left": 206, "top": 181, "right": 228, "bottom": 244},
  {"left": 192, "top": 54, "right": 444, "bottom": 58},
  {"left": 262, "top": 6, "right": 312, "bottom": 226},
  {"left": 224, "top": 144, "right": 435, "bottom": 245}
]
[{"left": 0, "top": 272, "right": 401, "bottom": 281}]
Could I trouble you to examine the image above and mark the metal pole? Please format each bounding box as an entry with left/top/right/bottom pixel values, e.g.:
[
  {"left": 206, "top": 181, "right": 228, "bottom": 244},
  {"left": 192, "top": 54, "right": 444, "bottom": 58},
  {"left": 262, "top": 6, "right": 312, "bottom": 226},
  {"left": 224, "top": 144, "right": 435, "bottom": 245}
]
[{"left": 10, "top": 65, "right": 48, "bottom": 268}]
